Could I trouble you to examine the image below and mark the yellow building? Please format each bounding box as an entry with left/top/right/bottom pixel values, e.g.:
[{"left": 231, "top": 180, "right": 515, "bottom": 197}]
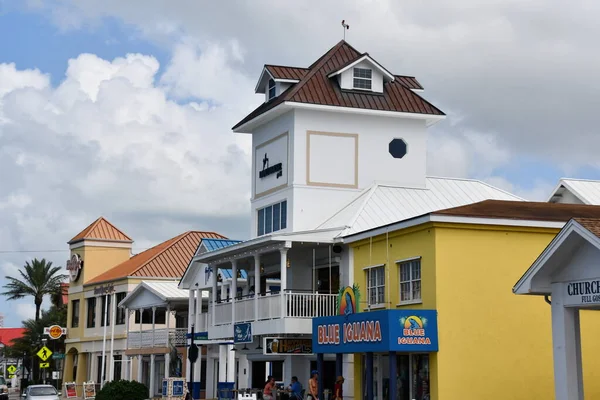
[
  {"left": 63, "top": 217, "right": 225, "bottom": 397},
  {"left": 316, "top": 199, "right": 600, "bottom": 400}
]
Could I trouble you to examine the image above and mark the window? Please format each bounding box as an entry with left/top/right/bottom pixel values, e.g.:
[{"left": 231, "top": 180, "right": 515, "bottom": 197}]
[
  {"left": 71, "top": 300, "right": 80, "bottom": 328},
  {"left": 366, "top": 265, "right": 385, "bottom": 306},
  {"left": 353, "top": 68, "right": 372, "bottom": 90},
  {"left": 87, "top": 297, "right": 96, "bottom": 328},
  {"left": 116, "top": 292, "right": 127, "bottom": 325},
  {"left": 268, "top": 79, "right": 276, "bottom": 100},
  {"left": 399, "top": 258, "right": 422, "bottom": 303},
  {"left": 257, "top": 200, "right": 287, "bottom": 236},
  {"left": 100, "top": 295, "right": 111, "bottom": 327},
  {"left": 134, "top": 308, "right": 166, "bottom": 324}
]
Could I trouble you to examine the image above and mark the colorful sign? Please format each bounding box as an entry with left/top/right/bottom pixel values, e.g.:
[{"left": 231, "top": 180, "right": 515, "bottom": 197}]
[
  {"left": 264, "top": 338, "right": 312, "bottom": 355},
  {"left": 7, "top": 365, "right": 16, "bottom": 378},
  {"left": 40, "top": 362, "right": 50, "bottom": 368},
  {"left": 233, "top": 323, "right": 252, "bottom": 344},
  {"left": 83, "top": 381, "right": 96, "bottom": 399},
  {"left": 52, "top": 353, "right": 65, "bottom": 359},
  {"left": 64, "top": 382, "right": 77, "bottom": 398},
  {"left": 66, "top": 254, "right": 83, "bottom": 282},
  {"left": 312, "top": 309, "right": 439, "bottom": 353},
  {"left": 44, "top": 325, "right": 67, "bottom": 340},
  {"left": 337, "top": 285, "right": 360, "bottom": 315},
  {"left": 37, "top": 346, "right": 52, "bottom": 361}
]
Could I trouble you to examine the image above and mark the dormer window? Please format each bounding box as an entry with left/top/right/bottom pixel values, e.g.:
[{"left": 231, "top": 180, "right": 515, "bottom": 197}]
[
  {"left": 353, "top": 68, "right": 372, "bottom": 90},
  {"left": 268, "top": 79, "right": 276, "bottom": 100}
]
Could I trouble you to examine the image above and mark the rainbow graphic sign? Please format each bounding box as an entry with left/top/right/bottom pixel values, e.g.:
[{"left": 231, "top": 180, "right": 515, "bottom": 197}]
[{"left": 337, "top": 285, "right": 360, "bottom": 315}]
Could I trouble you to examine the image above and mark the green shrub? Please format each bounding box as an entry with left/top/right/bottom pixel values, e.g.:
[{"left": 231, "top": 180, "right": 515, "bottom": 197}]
[{"left": 95, "top": 380, "right": 149, "bottom": 400}]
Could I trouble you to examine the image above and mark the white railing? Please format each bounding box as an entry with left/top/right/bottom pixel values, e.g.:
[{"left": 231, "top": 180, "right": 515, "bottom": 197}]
[
  {"left": 214, "top": 302, "right": 232, "bottom": 325},
  {"left": 235, "top": 296, "right": 255, "bottom": 323},
  {"left": 211, "top": 291, "right": 337, "bottom": 326},
  {"left": 285, "top": 292, "right": 337, "bottom": 318},
  {"left": 128, "top": 328, "right": 188, "bottom": 349}
]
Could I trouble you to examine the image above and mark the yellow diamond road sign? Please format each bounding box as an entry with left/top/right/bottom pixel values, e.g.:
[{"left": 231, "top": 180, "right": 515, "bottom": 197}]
[
  {"left": 7, "top": 365, "right": 16, "bottom": 374},
  {"left": 37, "top": 346, "right": 52, "bottom": 361}
]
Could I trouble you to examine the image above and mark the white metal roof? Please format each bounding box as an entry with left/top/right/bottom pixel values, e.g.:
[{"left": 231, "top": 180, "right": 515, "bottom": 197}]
[
  {"left": 547, "top": 178, "right": 600, "bottom": 205},
  {"left": 318, "top": 176, "right": 524, "bottom": 237},
  {"left": 120, "top": 280, "right": 209, "bottom": 308}
]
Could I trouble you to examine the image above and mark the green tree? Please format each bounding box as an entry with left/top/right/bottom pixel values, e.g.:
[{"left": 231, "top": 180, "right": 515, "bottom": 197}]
[{"left": 1, "top": 258, "right": 66, "bottom": 321}]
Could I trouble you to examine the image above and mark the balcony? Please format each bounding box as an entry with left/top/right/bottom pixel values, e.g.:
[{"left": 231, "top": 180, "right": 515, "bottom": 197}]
[
  {"left": 213, "top": 290, "right": 337, "bottom": 326},
  {"left": 128, "top": 328, "right": 187, "bottom": 349}
]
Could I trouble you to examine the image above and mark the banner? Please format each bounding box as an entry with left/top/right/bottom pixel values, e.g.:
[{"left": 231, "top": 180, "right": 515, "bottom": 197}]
[
  {"left": 64, "top": 382, "right": 77, "bottom": 398},
  {"left": 264, "top": 338, "right": 312, "bottom": 355}
]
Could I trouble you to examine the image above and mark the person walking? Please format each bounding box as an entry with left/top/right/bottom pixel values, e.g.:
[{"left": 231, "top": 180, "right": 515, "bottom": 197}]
[
  {"left": 334, "top": 376, "right": 344, "bottom": 400},
  {"left": 307, "top": 370, "right": 318, "bottom": 400}
]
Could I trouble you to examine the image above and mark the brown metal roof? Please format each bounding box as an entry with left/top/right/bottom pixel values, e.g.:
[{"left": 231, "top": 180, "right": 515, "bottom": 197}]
[
  {"left": 573, "top": 218, "right": 600, "bottom": 238},
  {"left": 433, "top": 200, "right": 600, "bottom": 222},
  {"left": 86, "top": 231, "right": 227, "bottom": 284},
  {"left": 265, "top": 65, "right": 308, "bottom": 80},
  {"left": 233, "top": 40, "right": 444, "bottom": 131},
  {"left": 69, "top": 217, "right": 133, "bottom": 244},
  {"left": 394, "top": 75, "right": 423, "bottom": 90}
]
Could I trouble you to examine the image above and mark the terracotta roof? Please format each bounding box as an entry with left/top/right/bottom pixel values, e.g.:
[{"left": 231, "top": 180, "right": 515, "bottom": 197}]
[
  {"left": 69, "top": 217, "right": 132, "bottom": 244},
  {"left": 0, "top": 328, "right": 25, "bottom": 346},
  {"left": 573, "top": 218, "right": 600, "bottom": 238},
  {"left": 233, "top": 40, "right": 444, "bottom": 130},
  {"left": 265, "top": 65, "right": 308, "bottom": 80},
  {"left": 433, "top": 200, "right": 600, "bottom": 222},
  {"left": 86, "top": 231, "right": 226, "bottom": 284}
]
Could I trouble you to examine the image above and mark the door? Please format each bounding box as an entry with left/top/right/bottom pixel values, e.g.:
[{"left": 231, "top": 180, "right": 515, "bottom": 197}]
[
  {"left": 252, "top": 361, "right": 266, "bottom": 389},
  {"left": 310, "top": 361, "right": 336, "bottom": 395},
  {"left": 316, "top": 266, "right": 340, "bottom": 294}
]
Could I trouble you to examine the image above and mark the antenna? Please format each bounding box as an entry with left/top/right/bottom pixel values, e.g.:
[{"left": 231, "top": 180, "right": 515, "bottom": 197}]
[{"left": 341, "top": 20, "right": 350, "bottom": 40}]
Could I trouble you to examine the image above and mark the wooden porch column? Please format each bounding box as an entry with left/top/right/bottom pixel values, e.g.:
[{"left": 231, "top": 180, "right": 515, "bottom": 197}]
[
  {"left": 211, "top": 264, "right": 218, "bottom": 326},
  {"left": 231, "top": 259, "right": 238, "bottom": 325},
  {"left": 280, "top": 248, "right": 288, "bottom": 317},
  {"left": 151, "top": 306, "right": 156, "bottom": 348},
  {"left": 165, "top": 305, "right": 171, "bottom": 379}
]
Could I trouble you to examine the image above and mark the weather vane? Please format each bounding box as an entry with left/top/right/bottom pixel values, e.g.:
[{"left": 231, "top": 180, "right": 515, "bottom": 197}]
[{"left": 341, "top": 20, "right": 349, "bottom": 40}]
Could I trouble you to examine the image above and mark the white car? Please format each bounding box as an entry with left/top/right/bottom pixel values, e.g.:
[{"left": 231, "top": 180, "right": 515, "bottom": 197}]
[{"left": 21, "top": 385, "right": 60, "bottom": 400}]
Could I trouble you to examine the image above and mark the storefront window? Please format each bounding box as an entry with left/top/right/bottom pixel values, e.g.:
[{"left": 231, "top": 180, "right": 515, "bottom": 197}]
[
  {"left": 361, "top": 354, "right": 430, "bottom": 400},
  {"left": 410, "top": 354, "right": 430, "bottom": 400}
]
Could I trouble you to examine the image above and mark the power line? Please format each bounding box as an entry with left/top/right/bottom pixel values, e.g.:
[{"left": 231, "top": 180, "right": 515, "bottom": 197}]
[{"left": 0, "top": 241, "right": 219, "bottom": 255}]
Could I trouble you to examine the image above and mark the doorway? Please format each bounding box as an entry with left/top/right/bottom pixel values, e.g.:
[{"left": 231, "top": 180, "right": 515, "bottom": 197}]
[
  {"left": 310, "top": 360, "right": 336, "bottom": 395},
  {"left": 251, "top": 361, "right": 266, "bottom": 389},
  {"left": 316, "top": 265, "right": 340, "bottom": 294}
]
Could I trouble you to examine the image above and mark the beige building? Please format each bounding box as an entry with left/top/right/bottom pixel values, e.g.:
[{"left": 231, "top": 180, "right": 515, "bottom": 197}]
[{"left": 63, "top": 217, "right": 225, "bottom": 397}]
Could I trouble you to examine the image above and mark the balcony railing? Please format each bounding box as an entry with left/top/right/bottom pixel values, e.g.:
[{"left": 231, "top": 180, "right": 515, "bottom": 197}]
[
  {"left": 213, "top": 290, "right": 337, "bottom": 326},
  {"left": 128, "top": 328, "right": 188, "bottom": 349}
]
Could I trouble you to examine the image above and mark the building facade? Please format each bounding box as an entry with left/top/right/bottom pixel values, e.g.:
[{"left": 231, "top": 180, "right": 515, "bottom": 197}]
[
  {"left": 179, "top": 40, "right": 523, "bottom": 400},
  {"left": 315, "top": 200, "right": 600, "bottom": 400},
  {"left": 63, "top": 217, "right": 226, "bottom": 398}
]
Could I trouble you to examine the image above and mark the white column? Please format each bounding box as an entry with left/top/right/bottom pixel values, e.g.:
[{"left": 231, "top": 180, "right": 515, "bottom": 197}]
[
  {"left": 188, "top": 290, "right": 194, "bottom": 383},
  {"left": 254, "top": 255, "right": 260, "bottom": 322},
  {"left": 165, "top": 306, "right": 171, "bottom": 379},
  {"left": 221, "top": 283, "right": 227, "bottom": 302},
  {"left": 231, "top": 260, "right": 238, "bottom": 325},
  {"left": 218, "top": 346, "right": 227, "bottom": 382},
  {"left": 212, "top": 265, "right": 218, "bottom": 326},
  {"left": 100, "top": 294, "right": 109, "bottom": 388},
  {"left": 227, "top": 345, "right": 235, "bottom": 384},
  {"left": 125, "top": 308, "right": 130, "bottom": 351},
  {"left": 151, "top": 307, "right": 157, "bottom": 347},
  {"left": 125, "top": 356, "right": 131, "bottom": 381},
  {"left": 149, "top": 354, "right": 156, "bottom": 398},
  {"left": 137, "top": 355, "right": 143, "bottom": 382},
  {"left": 551, "top": 283, "right": 584, "bottom": 400},
  {"left": 195, "top": 290, "right": 202, "bottom": 383},
  {"left": 280, "top": 248, "right": 288, "bottom": 317},
  {"left": 109, "top": 292, "right": 116, "bottom": 381}
]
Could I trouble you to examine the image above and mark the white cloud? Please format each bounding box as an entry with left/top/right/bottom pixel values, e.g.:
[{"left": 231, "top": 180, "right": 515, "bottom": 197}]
[
  {"left": 0, "top": 261, "right": 21, "bottom": 278},
  {"left": 15, "top": 303, "right": 36, "bottom": 321}
]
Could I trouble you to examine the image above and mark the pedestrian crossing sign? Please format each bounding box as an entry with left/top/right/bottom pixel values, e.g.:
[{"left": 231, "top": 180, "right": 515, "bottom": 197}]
[
  {"left": 40, "top": 362, "right": 50, "bottom": 368},
  {"left": 37, "top": 346, "right": 52, "bottom": 361}
]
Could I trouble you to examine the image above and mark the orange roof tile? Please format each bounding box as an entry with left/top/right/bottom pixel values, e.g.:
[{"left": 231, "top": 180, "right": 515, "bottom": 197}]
[
  {"left": 86, "top": 231, "right": 226, "bottom": 284},
  {"left": 69, "top": 217, "right": 133, "bottom": 244}
]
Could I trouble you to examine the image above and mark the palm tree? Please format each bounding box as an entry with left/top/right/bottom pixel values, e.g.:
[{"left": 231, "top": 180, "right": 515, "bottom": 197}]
[{"left": 1, "top": 258, "right": 67, "bottom": 321}]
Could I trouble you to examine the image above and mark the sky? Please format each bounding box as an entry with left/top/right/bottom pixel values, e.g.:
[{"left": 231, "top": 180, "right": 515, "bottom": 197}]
[{"left": 1, "top": 0, "right": 599, "bottom": 327}]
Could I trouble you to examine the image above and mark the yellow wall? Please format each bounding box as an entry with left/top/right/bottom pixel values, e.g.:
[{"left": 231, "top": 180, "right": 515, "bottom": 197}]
[
  {"left": 78, "top": 245, "right": 131, "bottom": 285},
  {"left": 350, "top": 222, "right": 600, "bottom": 400}
]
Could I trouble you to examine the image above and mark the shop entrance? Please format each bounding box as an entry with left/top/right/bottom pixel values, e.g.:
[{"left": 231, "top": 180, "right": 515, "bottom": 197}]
[
  {"left": 362, "top": 354, "right": 430, "bottom": 400},
  {"left": 310, "top": 360, "right": 336, "bottom": 395},
  {"left": 251, "top": 361, "right": 284, "bottom": 388}
]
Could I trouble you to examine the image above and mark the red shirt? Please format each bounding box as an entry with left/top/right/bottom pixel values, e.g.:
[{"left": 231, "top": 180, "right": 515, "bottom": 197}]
[{"left": 334, "top": 383, "right": 343, "bottom": 399}]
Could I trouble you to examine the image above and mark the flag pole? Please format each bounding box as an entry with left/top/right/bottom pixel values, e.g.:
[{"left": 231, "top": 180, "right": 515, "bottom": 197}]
[
  {"left": 109, "top": 291, "right": 117, "bottom": 381},
  {"left": 100, "top": 294, "right": 109, "bottom": 389}
]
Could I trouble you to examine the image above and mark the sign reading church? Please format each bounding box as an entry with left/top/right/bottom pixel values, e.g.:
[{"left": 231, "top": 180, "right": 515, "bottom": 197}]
[
  {"left": 564, "top": 278, "right": 600, "bottom": 307},
  {"left": 254, "top": 132, "right": 288, "bottom": 196}
]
